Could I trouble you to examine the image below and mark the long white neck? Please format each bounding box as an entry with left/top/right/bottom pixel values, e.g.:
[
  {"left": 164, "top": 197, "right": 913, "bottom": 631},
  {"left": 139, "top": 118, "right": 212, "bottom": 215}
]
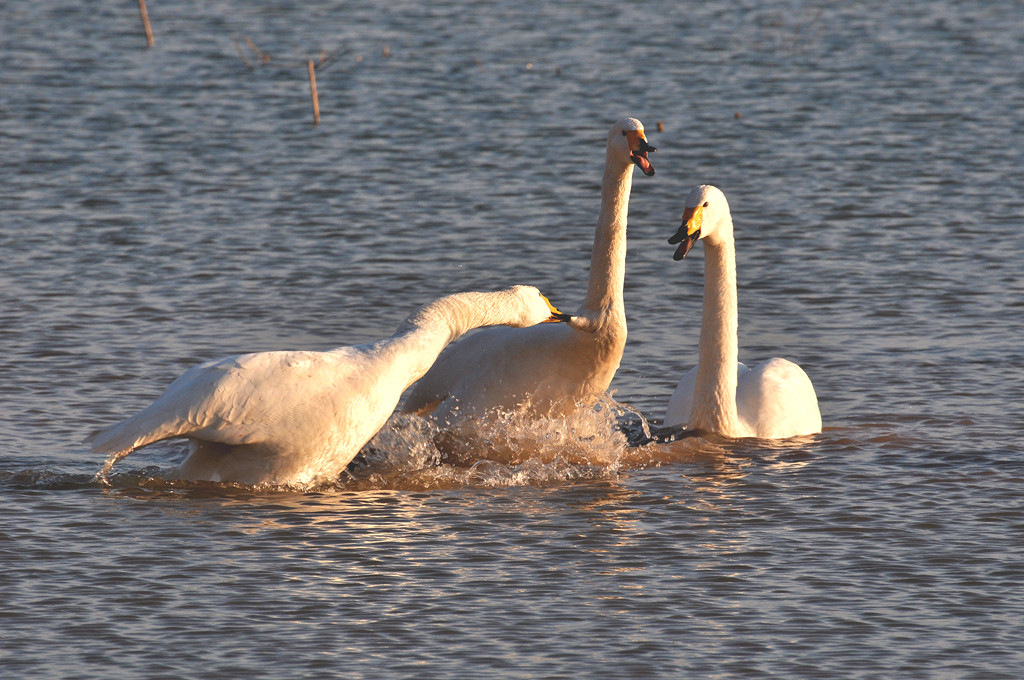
[
  {"left": 362, "top": 291, "right": 530, "bottom": 390},
  {"left": 581, "top": 149, "right": 634, "bottom": 324},
  {"left": 690, "top": 224, "right": 743, "bottom": 435}
]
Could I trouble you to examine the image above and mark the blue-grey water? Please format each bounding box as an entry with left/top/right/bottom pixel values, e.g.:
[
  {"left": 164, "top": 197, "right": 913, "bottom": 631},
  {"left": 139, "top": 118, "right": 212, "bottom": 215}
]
[{"left": 2, "top": 1, "right": 1023, "bottom": 678}]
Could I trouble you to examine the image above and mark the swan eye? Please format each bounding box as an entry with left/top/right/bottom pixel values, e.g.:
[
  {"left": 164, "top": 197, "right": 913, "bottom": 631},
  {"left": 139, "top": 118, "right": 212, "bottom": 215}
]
[{"left": 703, "top": 201, "right": 709, "bottom": 207}]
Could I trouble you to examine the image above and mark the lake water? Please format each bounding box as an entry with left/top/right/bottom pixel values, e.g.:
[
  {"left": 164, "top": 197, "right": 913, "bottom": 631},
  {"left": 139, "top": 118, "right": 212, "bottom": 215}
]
[{"left": 2, "top": 1, "right": 1023, "bottom": 677}]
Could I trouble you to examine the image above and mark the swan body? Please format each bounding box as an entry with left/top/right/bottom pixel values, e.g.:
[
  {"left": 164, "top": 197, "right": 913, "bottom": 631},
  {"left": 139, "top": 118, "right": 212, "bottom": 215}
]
[
  {"left": 88, "top": 286, "right": 569, "bottom": 485},
  {"left": 403, "top": 117, "right": 655, "bottom": 422},
  {"left": 664, "top": 185, "right": 821, "bottom": 438}
]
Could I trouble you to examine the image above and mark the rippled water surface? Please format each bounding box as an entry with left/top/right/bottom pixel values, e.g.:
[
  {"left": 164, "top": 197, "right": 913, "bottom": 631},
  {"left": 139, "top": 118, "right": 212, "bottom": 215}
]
[{"left": 2, "top": 1, "right": 1023, "bottom": 678}]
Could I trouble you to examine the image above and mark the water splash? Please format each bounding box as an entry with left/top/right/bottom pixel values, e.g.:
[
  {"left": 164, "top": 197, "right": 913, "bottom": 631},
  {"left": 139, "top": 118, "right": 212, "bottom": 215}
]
[
  {"left": 95, "top": 447, "right": 133, "bottom": 486},
  {"left": 350, "top": 397, "right": 633, "bottom": 489},
  {"left": 610, "top": 400, "right": 654, "bottom": 445},
  {"left": 348, "top": 396, "right": 732, "bottom": 489},
  {"left": 70, "top": 396, "right": 732, "bottom": 494}
]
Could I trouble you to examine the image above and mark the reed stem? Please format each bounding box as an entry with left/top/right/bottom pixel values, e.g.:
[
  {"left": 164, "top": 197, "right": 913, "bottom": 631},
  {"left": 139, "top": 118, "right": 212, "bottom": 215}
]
[{"left": 138, "top": 0, "right": 154, "bottom": 47}]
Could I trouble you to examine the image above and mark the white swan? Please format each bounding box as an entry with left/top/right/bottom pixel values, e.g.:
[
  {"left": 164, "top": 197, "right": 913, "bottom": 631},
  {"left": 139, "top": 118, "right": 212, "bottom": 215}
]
[
  {"left": 88, "top": 286, "right": 570, "bottom": 485},
  {"left": 664, "top": 185, "right": 821, "bottom": 438},
  {"left": 402, "top": 117, "right": 655, "bottom": 422}
]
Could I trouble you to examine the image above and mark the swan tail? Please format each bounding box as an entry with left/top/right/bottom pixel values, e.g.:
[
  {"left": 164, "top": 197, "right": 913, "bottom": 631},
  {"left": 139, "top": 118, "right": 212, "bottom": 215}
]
[
  {"left": 86, "top": 405, "right": 195, "bottom": 481},
  {"left": 86, "top": 412, "right": 181, "bottom": 455},
  {"left": 87, "top": 415, "right": 188, "bottom": 483}
]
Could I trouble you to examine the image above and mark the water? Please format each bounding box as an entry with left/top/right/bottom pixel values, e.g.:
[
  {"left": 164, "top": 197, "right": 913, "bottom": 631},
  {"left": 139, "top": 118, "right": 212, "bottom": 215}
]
[{"left": 2, "top": 0, "right": 1023, "bottom": 677}]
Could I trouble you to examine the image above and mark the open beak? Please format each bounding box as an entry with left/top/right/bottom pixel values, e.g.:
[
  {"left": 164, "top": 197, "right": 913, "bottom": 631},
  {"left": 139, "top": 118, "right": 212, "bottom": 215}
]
[
  {"left": 667, "top": 205, "right": 702, "bottom": 260},
  {"left": 542, "top": 295, "right": 572, "bottom": 323},
  {"left": 626, "top": 130, "right": 656, "bottom": 176}
]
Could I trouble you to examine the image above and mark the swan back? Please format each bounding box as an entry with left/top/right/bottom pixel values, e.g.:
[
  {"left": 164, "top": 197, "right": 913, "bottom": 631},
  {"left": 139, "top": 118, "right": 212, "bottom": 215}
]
[{"left": 735, "top": 358, "right": 821, "bottom": 438}]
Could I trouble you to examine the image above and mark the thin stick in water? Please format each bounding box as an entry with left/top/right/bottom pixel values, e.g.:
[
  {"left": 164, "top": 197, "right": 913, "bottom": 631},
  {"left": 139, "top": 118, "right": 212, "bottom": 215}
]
[
  {"left": 137, "top": 0, "right": 154, "bottom": 47},
  {"left": 308, "top": 60, "right": 320, "bottom": 125}
]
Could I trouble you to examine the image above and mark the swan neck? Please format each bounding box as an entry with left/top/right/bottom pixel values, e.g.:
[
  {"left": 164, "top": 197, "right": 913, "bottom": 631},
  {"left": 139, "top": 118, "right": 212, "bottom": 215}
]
[
  {"left": 378, "top": 292, "right": 512, "bottom": 388},
  {"left": 398, "top": 291, "right": 509, "bottom": 345},
  {"left": 582, "top": 155, "right": 633, "bottom": 317},
  {"left": 692, "top": 228, "right": 741, "bottom": 433}
]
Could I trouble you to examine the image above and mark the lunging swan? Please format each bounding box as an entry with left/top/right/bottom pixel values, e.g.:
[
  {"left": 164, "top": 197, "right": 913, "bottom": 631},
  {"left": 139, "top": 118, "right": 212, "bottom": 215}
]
[
  {"left": 88, "top": 286, "right": 570, "bottom": 485},
  {"left": 664, "top": 185, "right": 821, "bottom": 438},
  {"left": 402, "top": 117, "right": 656, "bottom": 423}
]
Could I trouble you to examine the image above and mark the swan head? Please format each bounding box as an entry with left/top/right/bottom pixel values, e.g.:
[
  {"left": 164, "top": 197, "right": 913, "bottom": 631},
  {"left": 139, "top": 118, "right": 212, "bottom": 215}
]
[
  {"left": 610, "top": 117, "right": 656, "bottom": 176},
  {"left": 668, "top": 184, "right": 730, "bottom": 260},
  {"left": 507, "top": 285, "right": 573, "bottom": 326}
]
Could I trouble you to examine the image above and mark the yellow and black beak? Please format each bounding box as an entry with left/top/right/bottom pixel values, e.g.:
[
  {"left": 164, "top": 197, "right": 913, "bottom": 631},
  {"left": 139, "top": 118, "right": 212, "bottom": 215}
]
[
  {"left": 542, "top": 295, "right": 572, "bottom": 323},
  {"left": 625, "top": 129, "right": 656, "bottom": 176},
  {"left": 667, "top": 204, "right": 703, "bottom": 260}
]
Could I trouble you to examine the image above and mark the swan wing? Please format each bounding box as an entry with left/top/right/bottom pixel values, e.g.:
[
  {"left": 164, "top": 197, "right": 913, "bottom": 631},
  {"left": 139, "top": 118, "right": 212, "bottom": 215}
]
[
  {"left": 664, "top": 365, "right": 698, "bottom": 428},
  {"left": 736, "top": 357, "right": 821, "bottom": 438},
  {"left": 88, "top": 349, "right": 365, "bottom": 454}
]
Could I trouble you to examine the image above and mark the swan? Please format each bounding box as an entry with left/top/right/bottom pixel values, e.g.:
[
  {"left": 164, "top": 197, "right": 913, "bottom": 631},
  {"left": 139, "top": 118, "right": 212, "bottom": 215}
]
[
  {"left": 664, "top": 185, "right": 821, "bottom": 438},
  {"left": 402, "top": 117, "right": 656, "bottom": 423},
  {"left": 88, "top": 285, "right": 570, "bottom": 485}
]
